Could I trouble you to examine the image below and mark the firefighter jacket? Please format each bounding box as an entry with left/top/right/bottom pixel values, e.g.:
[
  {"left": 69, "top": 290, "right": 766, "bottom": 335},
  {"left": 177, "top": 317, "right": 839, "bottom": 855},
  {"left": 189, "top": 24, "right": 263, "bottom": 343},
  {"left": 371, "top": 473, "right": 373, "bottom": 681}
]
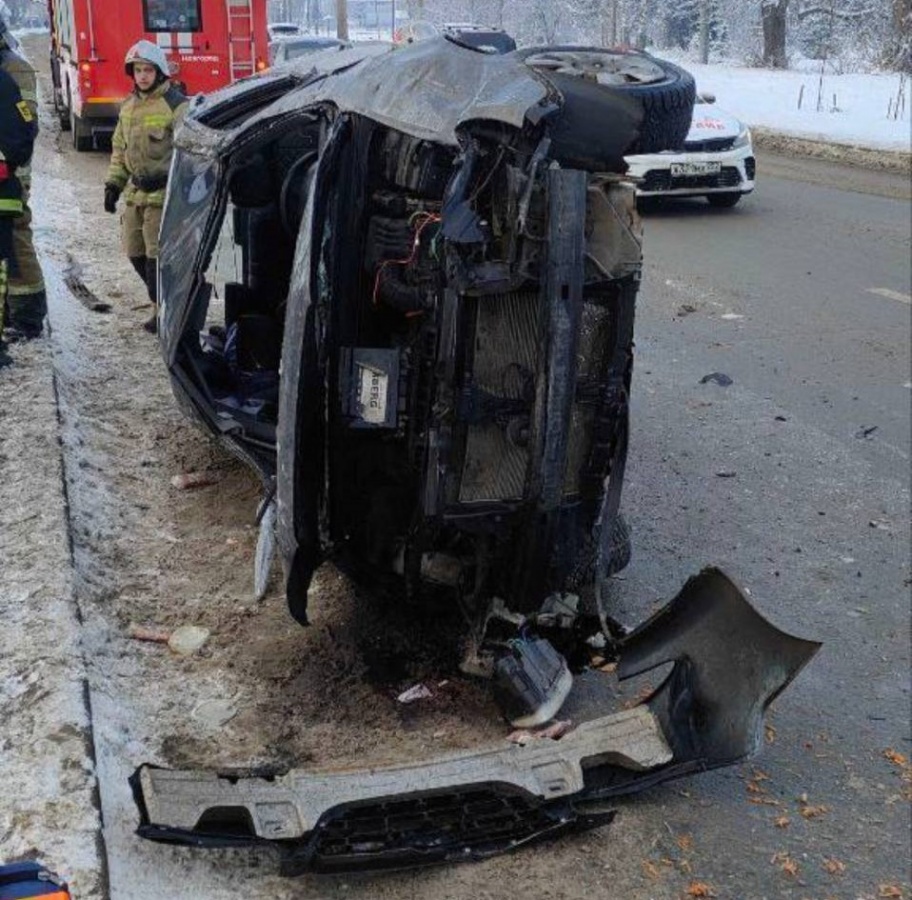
[
  {"left": 106, "top": 80, "right": 188, "bottom": 207},
  {"left": 0, "top": 45, "right": 38, "bottom": 187},
  {"left": 0, "top": 65, "right": 36, "bottom": 218}
]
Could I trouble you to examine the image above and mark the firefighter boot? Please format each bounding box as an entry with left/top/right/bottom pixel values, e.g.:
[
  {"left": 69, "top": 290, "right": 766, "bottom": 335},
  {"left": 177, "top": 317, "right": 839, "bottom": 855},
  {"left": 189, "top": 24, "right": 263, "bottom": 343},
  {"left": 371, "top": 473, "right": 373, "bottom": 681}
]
[
  {"left": 129, "top": 255, "right": 147, "bottom": 283},
  {"left": 142, "top": 257, "right": 158, "bottom": 334},
  {"left": 5, "top": 290, "right": 47, "bottom": 340}
]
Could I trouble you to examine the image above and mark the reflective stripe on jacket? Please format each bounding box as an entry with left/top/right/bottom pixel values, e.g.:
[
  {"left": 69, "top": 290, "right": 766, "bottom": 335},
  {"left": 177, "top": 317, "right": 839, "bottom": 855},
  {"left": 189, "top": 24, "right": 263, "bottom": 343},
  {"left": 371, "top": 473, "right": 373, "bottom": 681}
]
[{"left": 106, "top": 81, "right": 188, "bottom": 207}]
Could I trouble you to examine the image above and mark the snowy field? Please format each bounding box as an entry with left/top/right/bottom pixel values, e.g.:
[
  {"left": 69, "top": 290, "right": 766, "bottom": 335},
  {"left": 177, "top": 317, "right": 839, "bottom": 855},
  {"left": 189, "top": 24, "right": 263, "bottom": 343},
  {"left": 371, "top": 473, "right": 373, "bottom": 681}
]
[{"left": 658, "top": 53, "right": 911, "bottom": 152}]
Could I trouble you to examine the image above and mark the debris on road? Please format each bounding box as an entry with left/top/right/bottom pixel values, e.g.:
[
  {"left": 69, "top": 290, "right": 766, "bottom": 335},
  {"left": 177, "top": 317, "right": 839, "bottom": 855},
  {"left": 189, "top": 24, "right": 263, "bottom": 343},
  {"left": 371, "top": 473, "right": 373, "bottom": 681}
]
[
  {"left": 396, "top": 683, "right": 433, "bottom": 704},
  {"left": 191, "top": 699, "right": 238, "bottom": 729},
  {"left": 700, "top": 372, "right": 733, "bottom": 386},
  {"left": 127, "top": 624, "right": 171, "bottom": 644},
  {"left": 170, "top": 472, "right": 218, "bottom": 490},
  {"left": 63, "top": 256, "right": 111, "bottom": 314},
  {"left": 167, "top": 625, "right": 211, "bottom": 656},
  {"left": 506, "top": 720, "right": 573, "bottom": 745},
  {"left": 771, "top": 851, "right": 800, "bottom": 876},
  {"left": 823, "top": 857, "right": 847, "bottom": 874}
]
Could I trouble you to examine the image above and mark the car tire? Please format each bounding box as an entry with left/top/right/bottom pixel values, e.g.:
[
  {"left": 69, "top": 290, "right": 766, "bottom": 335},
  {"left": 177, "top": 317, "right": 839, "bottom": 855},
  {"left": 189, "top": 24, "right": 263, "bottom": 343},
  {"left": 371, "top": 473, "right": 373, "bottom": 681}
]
[
  {"left": 566, "top": 512, "right": 632, "bottom": 589},
  {"left": 706, "top": 192, "right": 742, "bottom": 208},
  {"left": 70, "top": 108, "right": 93, "bottom": 152},
  {"left": 516, "top": 47, "right": 696, "bottom": 172}
]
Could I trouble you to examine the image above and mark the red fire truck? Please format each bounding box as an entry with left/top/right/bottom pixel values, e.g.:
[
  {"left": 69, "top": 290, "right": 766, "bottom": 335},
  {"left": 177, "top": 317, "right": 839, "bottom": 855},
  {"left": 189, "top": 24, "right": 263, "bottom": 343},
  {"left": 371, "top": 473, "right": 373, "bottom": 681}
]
[{"left": 46, "top": 0, "right": 269, "bottom": 150}]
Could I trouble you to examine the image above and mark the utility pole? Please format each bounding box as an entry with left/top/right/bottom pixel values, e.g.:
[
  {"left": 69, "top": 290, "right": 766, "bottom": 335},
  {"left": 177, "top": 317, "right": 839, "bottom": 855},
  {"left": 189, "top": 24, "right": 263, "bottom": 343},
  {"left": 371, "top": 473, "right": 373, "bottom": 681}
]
[
  {"left": 603, "top": 0, "right": 618, "bottom": 47},
  {"left": 336, "top": 0, "right": 348, "bottom": 39},
  {"left": 699, "top": 0, "right": 710, "bottom": 64}
]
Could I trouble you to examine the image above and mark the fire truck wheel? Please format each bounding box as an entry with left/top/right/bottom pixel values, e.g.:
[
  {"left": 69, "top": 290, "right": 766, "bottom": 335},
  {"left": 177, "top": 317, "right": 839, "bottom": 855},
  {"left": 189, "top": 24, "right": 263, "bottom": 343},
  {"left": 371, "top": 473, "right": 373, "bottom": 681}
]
[{"left": 70, "top": 109, "right": 93, "bottom": 152}]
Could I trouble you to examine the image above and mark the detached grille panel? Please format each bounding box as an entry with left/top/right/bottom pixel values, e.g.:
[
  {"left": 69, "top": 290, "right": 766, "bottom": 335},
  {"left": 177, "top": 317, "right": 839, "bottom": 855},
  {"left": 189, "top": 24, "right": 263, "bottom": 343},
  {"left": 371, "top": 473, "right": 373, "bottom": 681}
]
[{"left": 312, "top": 786, "right": 571, "bottom": 870}]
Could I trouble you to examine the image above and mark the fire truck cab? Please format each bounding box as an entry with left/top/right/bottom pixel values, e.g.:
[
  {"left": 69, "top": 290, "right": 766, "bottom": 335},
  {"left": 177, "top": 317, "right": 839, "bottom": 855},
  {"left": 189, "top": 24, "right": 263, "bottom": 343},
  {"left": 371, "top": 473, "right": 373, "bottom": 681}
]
[{"left": 46, "top": 0, "right": 269, "bottom": 150}]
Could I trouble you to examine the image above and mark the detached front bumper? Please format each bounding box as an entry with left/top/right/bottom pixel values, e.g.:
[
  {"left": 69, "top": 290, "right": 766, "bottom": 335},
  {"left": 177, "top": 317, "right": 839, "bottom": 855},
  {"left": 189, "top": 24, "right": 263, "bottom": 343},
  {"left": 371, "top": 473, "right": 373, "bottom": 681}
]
[
  {"left": 132, "top": 568, "right": 818, "bottom": 874},
  {"left": 625, "top": 146, "right": 756, "bottom": 197}
]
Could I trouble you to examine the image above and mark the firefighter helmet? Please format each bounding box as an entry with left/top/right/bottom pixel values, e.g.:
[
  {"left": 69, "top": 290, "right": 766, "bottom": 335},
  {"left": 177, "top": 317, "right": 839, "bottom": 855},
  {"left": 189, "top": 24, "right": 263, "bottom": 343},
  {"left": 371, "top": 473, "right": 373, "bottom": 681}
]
[{"left": 124, "top": 40, "right": 171, "bottom": 79}]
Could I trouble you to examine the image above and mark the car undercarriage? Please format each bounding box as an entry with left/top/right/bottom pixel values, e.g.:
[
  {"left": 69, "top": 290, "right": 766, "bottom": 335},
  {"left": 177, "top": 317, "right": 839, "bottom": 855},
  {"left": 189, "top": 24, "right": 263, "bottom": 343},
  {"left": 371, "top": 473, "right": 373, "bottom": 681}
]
[{"left": 143, "top": 37, "right": 819, "bottom": 872}]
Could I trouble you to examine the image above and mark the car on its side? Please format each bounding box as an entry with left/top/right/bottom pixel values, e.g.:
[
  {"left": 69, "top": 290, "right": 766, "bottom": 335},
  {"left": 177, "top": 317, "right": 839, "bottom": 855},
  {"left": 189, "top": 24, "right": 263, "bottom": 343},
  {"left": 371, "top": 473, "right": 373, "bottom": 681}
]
[
  {"left": 268, "top": 34, "right": 349, "bottom": 67},
  {"left": 136, "top": 38, "right": 817, "bottom": 874},
  {"left": 625, "top": 93, "right": 755, "bottom": 207}
]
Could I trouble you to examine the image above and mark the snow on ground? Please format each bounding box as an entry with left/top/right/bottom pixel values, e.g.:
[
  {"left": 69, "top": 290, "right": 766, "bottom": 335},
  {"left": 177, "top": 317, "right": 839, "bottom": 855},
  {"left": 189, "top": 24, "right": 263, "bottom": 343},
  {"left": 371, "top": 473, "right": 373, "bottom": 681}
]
[{"left": 660, "top": 55, "right": 911, "bottom": 152}]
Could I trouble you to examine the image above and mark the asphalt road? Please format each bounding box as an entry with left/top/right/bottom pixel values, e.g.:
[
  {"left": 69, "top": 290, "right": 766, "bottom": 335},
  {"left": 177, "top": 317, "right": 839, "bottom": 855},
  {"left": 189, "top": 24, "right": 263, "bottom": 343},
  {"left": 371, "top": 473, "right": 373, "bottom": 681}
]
[{"left": 589, "top": 154, "right": 911, "bottom": 898}]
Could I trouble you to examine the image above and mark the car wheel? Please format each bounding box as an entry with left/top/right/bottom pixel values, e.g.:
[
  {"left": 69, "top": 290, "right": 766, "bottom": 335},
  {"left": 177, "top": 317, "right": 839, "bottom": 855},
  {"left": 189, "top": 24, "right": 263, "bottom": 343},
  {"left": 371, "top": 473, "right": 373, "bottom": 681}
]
[
  {"left": 70, "top": 108, "right": 93, "bottom": 152},
  {"left": 706, "top": 192, "right": 742, "bottom": 208},
  {"left": 566, "top": 512, "right": 633, "bottom": 589},
  {"left": 60, "top": 86, "right": 72, "bottom": 132},
  {"left": 516, "top": 47, "right": 696, "bottom": 172}
]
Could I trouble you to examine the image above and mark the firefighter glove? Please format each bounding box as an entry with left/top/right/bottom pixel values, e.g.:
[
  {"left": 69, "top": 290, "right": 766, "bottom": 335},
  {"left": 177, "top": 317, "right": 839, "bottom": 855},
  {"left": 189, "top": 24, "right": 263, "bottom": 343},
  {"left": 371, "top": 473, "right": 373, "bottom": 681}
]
[{"left": 104, "top": 183, "right": 121, "bottom": 214}]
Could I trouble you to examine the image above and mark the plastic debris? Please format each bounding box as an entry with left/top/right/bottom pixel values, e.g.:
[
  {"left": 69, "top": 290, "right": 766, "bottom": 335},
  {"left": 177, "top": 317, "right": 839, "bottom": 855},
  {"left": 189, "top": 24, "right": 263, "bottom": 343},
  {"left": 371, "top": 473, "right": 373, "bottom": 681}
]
[
  {"left": 168, "top": 625, "right": 211, "bottom": 656},
  {"left": 191, "top": 699, "right": 238, "bottom": 728},
  {"left": 396, "top": 683, "right": 433, "bottom": 704},
  {"left": 700, "top": 372, "right": 733, "bottom": 387},
  {"left": 170, "top": 471, "right": 218, "bottom": 490}
]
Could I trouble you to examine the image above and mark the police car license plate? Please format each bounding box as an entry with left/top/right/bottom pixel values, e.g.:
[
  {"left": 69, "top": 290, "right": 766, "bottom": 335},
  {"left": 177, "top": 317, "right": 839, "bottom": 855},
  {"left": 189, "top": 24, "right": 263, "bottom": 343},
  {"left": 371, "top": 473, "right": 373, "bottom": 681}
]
[{"left": 671, "top": 161, "right": 722, "bottom": 176}]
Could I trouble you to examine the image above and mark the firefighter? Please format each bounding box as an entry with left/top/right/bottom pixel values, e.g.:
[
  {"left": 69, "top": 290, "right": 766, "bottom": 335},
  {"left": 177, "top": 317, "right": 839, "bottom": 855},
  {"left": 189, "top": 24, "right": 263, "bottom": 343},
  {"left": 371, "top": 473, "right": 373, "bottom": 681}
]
[
  {"left": 0, "top": 12, "right": 46, "bottom": 340},
  {"left": 0, "top": 63, "right": 38, "bottom": 354},
  {"left": 104, "top": 40, "right": 187, "bottom": 334}
]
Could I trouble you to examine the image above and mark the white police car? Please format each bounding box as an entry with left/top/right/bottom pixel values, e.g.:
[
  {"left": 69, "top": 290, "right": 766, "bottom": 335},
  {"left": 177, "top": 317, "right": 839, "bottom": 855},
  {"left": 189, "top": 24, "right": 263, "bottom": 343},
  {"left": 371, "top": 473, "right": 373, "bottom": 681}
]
[{"left": 625, "top": 93, "right": 755, "bottom": 207}]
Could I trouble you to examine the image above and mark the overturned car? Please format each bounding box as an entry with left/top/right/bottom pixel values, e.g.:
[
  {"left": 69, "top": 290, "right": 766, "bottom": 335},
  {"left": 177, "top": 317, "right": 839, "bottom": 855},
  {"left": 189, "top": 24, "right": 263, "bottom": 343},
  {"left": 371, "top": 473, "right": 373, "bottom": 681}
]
[{"left": 143, "top": 37, "right": 818, "bottom": 872}]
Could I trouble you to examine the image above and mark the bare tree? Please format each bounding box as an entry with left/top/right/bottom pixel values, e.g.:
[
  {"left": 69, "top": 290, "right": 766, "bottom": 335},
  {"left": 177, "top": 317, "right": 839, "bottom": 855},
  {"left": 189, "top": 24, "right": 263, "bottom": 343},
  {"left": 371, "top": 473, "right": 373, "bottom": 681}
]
[
  {"left": 336, "top": 0, "right": 349, "bottom": 39},
  {"left": 698, "top": 0, "right": 710, "bottom": 61},
  {"left": 889, "top": 0, "right": 912, "bottom": 68},
  {"left": 761, "top": 0, "right": 789, "bottom": 66}
]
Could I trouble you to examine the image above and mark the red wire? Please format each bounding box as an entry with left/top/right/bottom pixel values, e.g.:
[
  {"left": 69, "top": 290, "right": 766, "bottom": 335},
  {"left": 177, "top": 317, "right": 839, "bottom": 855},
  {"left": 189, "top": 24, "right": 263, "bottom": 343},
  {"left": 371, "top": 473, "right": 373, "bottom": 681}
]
[{"left": 371, "top": 213, "right": 441, "bottom": 307}]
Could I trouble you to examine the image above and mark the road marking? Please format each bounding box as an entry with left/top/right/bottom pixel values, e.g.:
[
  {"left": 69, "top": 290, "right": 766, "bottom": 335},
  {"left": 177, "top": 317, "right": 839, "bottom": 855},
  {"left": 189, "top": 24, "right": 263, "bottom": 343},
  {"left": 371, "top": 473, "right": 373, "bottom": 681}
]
[{"left": 866, "top": 287, "right": 911, "bottom": 305}]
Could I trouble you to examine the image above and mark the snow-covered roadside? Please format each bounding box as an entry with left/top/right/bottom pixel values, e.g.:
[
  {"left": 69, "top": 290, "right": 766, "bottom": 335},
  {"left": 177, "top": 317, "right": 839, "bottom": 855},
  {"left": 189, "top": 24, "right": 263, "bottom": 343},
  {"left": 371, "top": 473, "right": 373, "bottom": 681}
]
[
  {"left": 672, "top": 59, "right": 911, "bottom": 153},
  {"left": 0, "top": 319, "right": 105, "bottom": 895},
  {"left": 634, "top": 50, "right": 911, "bottom": 170}
]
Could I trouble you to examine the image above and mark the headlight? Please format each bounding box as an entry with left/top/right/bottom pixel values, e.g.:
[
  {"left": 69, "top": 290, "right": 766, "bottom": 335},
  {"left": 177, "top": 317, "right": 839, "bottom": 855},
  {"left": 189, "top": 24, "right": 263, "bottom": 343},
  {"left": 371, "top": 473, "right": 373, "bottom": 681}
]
[{"left": 733, "top": 126, "right": 752, "bottom": 149}]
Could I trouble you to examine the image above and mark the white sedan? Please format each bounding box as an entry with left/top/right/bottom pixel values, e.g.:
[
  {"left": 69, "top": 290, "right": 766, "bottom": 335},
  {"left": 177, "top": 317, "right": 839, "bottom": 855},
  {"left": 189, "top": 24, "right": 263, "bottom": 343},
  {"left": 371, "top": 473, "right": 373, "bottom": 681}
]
[{"left": 625, "top": 94, "right": 755, "bottom": 207}]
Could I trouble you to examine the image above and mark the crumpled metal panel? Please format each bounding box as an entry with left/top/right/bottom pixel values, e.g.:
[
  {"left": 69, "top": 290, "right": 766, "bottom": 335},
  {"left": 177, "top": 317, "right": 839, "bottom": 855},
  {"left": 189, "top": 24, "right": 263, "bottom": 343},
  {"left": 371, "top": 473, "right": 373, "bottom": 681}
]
[{"left": 175, "top": 39, "right": 550, "bottom": 159}]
